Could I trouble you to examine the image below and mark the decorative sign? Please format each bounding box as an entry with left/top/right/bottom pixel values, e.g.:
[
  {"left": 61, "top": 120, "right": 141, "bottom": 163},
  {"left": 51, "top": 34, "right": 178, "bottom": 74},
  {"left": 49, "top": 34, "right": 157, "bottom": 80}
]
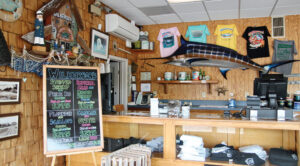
[{"left": 43, "top": 65, "right": 103, "bottom": 156}]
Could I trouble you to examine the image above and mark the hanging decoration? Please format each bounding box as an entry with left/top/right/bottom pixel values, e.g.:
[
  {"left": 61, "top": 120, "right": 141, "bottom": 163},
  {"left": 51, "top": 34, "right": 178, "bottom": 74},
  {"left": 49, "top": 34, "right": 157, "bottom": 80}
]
[
  {"left": 10, "top": 47, "right": 52, "bottom": 77},
  {"left": 10, "top": 46, "right": 92, "bottom": 77},
  {"left": 0, "top": 0, "right": 23, "bottom": 22},
  {"left": 14, "top": 0, "right": 94, "bottom": 77},
  {"left": 215, "top": 86, "right": 228, "bottom": 96}
]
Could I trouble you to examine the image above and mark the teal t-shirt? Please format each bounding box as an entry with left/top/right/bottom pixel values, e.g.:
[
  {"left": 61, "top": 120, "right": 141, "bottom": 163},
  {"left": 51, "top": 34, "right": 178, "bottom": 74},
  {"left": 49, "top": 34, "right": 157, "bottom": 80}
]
[{"left": 185, "top": 25, "right": 210, "bottom": 43}]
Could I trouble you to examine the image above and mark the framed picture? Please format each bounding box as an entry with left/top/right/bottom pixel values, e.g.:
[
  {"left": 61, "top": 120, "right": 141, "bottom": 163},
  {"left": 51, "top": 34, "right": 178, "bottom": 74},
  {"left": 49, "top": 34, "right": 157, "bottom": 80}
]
[
  {"left": 141, "top": 83, "right": 151, "bottom": 92},
  {"left": 132, "top": 83, "right": 136, "bottom": 91},
  {"left": 91, "top": 29, "right": 109, "bottom": 59},
  {"left": 140, "top": 72, "right": 151, "bottom": 81},
  {"left": 0, "top": 113, "right": 20, "bottom": 140},
  {"left": 0, "top": 78, "right": 21, "bottom": 104},
  {"left": 131, "top": 76, "right": 136, "bottom": 82}
]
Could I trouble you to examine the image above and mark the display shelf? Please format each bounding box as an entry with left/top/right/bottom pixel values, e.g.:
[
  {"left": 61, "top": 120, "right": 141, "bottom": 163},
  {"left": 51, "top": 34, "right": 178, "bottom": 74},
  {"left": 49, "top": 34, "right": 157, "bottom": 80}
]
[
  {"left": 174, "top": 159, "right": 276, "bottom": 166},
  {"left": 69, "top": 113, "right": 300, "bottom": 166},
  {"left": 156, "top": 80, "right": 218, "bottom": 94}
]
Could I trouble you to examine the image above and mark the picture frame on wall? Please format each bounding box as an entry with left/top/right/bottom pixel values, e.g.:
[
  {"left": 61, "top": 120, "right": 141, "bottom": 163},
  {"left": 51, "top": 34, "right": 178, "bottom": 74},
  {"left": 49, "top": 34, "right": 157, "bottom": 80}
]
[
  {"left": 0, "top": 78, "right": 21, "bottom": 104},
  {"left": 131, "top": 75, "right": 136, "bottom": 82},
  {"left": 91, "top": 29, "right": 109, "bottom": 59},
  {"left": 140, "top": 72, "right": 151, "bottom": 81},
  {"left": 0, "top": 113, "right": 20, "bottom": 141}
]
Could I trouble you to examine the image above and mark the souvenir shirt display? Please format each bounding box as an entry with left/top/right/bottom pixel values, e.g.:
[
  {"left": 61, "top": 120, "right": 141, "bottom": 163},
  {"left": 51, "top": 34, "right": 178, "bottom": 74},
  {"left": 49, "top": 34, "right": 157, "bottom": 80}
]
[
  {"left": 214, "top": 24, "right": 238, "bottom": 50},
  {"left": 185, "top": 25, "right": 210, "bottom": 43},
  {"left": 272, "top": 39, "right": 297, "bottom": 74},
  {"left": 157, "top": 27, "right": 180, "bottom": 57},
  {"left": 242, "top": 26, "right": 271, "bottom": 59}
]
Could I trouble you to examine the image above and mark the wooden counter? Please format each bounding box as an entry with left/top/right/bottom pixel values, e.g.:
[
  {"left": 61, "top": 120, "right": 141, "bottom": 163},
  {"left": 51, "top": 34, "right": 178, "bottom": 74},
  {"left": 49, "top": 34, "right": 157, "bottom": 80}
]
[{"left": 68, "top": 112, "right": 300, "bottom": 166}]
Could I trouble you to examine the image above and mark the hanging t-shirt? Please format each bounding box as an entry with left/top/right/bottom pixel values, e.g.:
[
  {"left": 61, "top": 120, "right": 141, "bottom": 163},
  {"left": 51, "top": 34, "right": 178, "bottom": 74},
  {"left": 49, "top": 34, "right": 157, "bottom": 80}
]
[
  {"left": 185, "top": 25, "right": 210, "bottom": 43},
  {"left": 157, "top": 27, "right": 180, "bottom": 57},
  {"left": 214, "top": 24, "right": 238, "bottom": 50},
  {"left": 272, "top": 40, "right": 297, "bottom": 75},
  {"left": 242, "top": 26, "right": 271, "bottom": 59}
]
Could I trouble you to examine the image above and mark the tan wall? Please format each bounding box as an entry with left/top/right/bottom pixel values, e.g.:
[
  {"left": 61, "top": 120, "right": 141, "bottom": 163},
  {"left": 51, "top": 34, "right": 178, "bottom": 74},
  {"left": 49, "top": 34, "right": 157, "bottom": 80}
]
[
  {"left": 0, "top": 0, "right": 134, "bottom": 165},
  {"left": 135, "top": 16, "right": 300, "bottom": 100}
]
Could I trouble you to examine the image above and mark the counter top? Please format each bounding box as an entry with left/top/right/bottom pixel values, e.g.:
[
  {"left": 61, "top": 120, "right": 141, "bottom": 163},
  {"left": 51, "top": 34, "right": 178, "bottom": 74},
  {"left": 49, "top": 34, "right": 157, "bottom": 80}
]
[{"left": 103, "top": 111, "right": 300, "bottom": 130}]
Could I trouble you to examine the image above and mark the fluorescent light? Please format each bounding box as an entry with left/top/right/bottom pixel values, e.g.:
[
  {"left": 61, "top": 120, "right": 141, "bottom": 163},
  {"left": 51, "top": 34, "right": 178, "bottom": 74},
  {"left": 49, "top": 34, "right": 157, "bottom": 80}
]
[
  {"left": 167, "top": 0, "right": 221, "bottom": 3},
  {"left": 167, "top": 0, "right": 202, "bottom": 3}
]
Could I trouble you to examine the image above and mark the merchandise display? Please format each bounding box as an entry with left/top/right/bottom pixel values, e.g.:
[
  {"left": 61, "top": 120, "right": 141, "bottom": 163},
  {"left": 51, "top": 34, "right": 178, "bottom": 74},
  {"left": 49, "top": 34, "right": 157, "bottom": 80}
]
[
  {"left": 214, "top": 24, "right": 238, "bottom": 50},
  {"left": 269, "top": 148, "right": 298, "bottom": 166},
  {"left": 238, "top": 145, "right": 267, "bottom": 161},
  {"left": 233, "top": 151, "right": 265, "bottom": 165},
  {"left": 185, "top": 24, "right": 210, "bottom": 43},
  {"left": 242, "top": 26, "right": 271, "bottom": 59},
  {"left": 210, "top": 142, "right": 237, "bottom": 161},
  {"left": 146, "top": 136, "right": 164, "bottom": 152},
  {"left": 272, "top": 39, "right": 297, "bottom": 75},
  {"left": 177, "top": 135, "right": 208, "bottom": 162},
  {"left": 157, "top": 27, "right": 181, "bottom": 57}
]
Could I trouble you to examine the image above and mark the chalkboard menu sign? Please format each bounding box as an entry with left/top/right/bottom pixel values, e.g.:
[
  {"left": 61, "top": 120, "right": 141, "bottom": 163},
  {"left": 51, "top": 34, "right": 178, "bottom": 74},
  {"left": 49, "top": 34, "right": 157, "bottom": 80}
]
[{"left": 43, "top": 65, "right": 103, "bottom": 156}]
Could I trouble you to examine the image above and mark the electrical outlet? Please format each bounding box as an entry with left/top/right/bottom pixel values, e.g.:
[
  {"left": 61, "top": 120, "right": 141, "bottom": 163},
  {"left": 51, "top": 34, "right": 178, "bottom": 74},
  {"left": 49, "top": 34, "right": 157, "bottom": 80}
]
[
  {"left": 245, "top": 92, "right": 249, "bottom": 98},
  {"left": 202, "top": 92, "right": 206, "bottom": 98}
]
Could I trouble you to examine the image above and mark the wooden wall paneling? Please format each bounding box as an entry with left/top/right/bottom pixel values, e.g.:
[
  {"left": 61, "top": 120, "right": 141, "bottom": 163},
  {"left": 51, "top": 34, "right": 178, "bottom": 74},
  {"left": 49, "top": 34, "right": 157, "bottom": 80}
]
[
  {"left": 135, "top": 15, "right": 300, "bottom": 101},
  {"left": 0, "top": 0, "right": 139, "bottom": 165}
]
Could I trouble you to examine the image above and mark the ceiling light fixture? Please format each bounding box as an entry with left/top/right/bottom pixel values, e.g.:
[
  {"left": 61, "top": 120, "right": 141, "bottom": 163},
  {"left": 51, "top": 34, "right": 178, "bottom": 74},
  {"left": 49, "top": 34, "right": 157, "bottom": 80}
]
[
  {"left": 167, "top": 0, "right": 221, "bottom": 3},
  {"left": 167, "top": 0, "right": 201, "bottom": 3}
]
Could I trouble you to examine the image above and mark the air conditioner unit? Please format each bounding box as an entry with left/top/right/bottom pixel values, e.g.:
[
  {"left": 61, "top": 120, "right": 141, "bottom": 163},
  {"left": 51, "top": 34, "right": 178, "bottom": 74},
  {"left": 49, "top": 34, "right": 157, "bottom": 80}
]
[{"left": 105, "top": 14, "right": 139, "bottom": 42}]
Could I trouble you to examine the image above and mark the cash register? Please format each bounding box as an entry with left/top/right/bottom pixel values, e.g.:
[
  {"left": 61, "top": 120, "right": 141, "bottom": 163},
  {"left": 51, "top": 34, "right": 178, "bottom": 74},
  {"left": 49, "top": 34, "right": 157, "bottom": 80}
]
[{"left": 246, "top": 74, "right": 293, "bottom": 120}]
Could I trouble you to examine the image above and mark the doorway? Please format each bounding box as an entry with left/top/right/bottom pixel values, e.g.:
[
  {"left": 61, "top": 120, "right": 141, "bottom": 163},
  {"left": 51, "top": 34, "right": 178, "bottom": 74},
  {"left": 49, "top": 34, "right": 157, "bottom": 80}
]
[
  {"left": 110, "top": 61, "right": 120, "bottom": 105},
  {"left": 109, "top": 55, "right": 128, "bottom": 109}
]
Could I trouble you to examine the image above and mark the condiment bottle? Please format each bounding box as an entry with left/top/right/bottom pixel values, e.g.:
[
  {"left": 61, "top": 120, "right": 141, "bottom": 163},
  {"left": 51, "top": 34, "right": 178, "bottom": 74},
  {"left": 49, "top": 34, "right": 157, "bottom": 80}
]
[{"left": 199, "top": 69, "right": 202, "bottom": 80}]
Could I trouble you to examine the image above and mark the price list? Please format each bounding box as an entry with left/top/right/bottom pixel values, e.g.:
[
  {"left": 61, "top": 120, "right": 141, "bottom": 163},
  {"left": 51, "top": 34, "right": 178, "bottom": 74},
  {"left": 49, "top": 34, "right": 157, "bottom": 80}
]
[{"left": 46, "top": 68, "right": 101, "bottom": 152}]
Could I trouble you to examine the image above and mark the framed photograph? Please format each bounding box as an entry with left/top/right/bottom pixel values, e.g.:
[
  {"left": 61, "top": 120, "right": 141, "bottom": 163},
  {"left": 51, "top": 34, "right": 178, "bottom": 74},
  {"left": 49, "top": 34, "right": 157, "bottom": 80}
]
[
  {"left": 131, "top": 76, "right": 136, "bottom": 82},
  {"left": 0, "top": 113, "right": 20, "bottom": 140},
  {"left": 132, "top": 83, "right": 136, "bottom": 91},
  {"left": 0, "top": 78, "right": 21, "bottom": 104},
  {"left": 91, "top": 29, "right": 109, "bottom": 59},
  {"left": 141, "top": 83, "right": 151, "bottom": 92},
  {"left": 140, "top": 72, "right": 151, "bottom": 81}
]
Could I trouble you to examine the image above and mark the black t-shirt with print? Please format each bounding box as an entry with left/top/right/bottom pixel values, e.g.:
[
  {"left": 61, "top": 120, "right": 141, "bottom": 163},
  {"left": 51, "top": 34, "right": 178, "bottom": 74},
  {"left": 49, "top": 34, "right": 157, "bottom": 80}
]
[{"left": 242, "top": 26, "right": 271, "bottom": 59}]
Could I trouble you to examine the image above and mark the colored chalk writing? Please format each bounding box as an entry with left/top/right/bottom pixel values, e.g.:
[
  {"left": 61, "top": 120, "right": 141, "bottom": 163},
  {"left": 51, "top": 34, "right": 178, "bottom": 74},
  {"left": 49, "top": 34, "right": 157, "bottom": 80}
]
[{"left": 45, "top": 67, "right": 102, "bottom": 153}]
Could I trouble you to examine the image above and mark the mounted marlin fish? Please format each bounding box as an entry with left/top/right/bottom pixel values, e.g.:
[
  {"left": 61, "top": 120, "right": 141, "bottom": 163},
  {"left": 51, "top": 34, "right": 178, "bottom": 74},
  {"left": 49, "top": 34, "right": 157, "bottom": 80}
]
[{"left": 148, "top": 36, "right": 298, "bottom": 79}]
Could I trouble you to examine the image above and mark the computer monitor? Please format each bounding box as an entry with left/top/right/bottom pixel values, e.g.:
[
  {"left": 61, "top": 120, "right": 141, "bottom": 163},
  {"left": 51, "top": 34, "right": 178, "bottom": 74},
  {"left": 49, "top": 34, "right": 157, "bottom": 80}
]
[{"left": 254, "top": 74, "right": 288, "bottom": 100}]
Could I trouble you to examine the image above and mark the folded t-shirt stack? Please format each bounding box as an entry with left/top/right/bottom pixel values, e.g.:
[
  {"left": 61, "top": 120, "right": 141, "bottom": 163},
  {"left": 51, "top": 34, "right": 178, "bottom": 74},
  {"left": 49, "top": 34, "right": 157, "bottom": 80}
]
[
  {"left": 177, "top": 135, "right": 209, "bottom": 161},
  {"left": 234, "top": 145, "right": 267, "bottom": 166},
  {"left": 146, "top": 136, "right": 164, "bottom": 152},
  {"left": 269, "top": 148, "right": 298, "bottom": 166},
  {"left": 210, "top": 142, "right": 237, "bottom": 161}
]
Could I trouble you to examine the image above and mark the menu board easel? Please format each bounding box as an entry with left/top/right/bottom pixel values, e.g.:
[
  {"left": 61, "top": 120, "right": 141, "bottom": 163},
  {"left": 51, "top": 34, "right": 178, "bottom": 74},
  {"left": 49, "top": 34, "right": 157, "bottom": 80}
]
[{"left": 43, "top": 65, "right": 103, "bottom": 166}]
